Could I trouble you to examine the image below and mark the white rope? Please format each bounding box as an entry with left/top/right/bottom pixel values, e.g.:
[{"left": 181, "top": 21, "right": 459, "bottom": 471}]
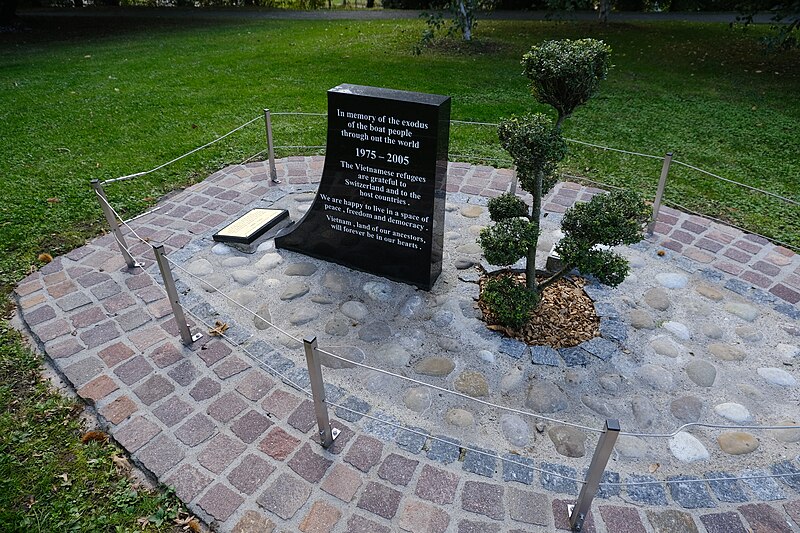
[
  {"left": 603, "top": 470, "right": 800, "bottom": 488},
  {"left": 101, "top": 115, "right": 262, "bottom": 185},
  {"left": 270, "top": 112, "right": 326, "bottom": 117},
  {"left": 328, "top": 399, "right": 586, "bottom": 485},
  {"left": 164, "top": 257, "right": 303, "bottom": 346},
  {"left": 95, "top": 190, "right": 800, "bottom": 439},
  {"left": 450, "top": 119, "right": 500, "bottom": 126},
  {"left": 315, "top": 346, "right": 606, "bottom": 434},
  {"left": 672, "top": 160, "right": 800, "bottom": 207},
  {"left": 559, "top": 173, "right": 627, "bottom": 191},
  {"left": 564, "top": 138, "right": 665, "bottom": 160},
  {"left": 621, "top": 420, "right": 800, "bottom": 439}
]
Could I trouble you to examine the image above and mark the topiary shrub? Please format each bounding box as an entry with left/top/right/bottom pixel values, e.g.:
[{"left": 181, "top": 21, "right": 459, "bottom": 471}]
[
  {"left": 480, "top": 274, "right": 539, "bottom": 329},
  {"left": 521, "top": 39, "right": 612, "bottom": 128},
  {"left": 487, "top": 193, "right": 528, "bottom": 221},
  {"left": 478, "top": 39, "right": 648, "bottom": 330}
]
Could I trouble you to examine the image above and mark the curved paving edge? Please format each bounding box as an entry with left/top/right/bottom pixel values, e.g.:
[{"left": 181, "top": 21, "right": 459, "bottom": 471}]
[{"left": 13, "top": 156, "right": 800, "bottom": 533}]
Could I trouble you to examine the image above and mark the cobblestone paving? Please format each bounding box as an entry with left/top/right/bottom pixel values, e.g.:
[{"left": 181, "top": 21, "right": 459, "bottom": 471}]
[{"left": 14, "top": 156, "right": 800, "bottom": 532}]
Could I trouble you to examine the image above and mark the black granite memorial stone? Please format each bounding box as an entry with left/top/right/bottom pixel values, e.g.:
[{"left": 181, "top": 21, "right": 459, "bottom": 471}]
[{"left": 275, "top": 84, "right": 451, "bottom": 290}]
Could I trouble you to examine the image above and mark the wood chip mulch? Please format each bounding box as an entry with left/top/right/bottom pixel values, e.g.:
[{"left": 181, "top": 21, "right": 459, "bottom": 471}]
[{"left": 478, "top": 271, "right": 601, "bottom": 349}]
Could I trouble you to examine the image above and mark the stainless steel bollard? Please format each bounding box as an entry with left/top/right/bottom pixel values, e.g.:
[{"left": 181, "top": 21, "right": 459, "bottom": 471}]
[
  {"left": 264, "top": 108, "right": 279, "bottom": 183},
  {"left": 569, "top": 419, "right": 620, "bottom": 532},
  {"left": 152, "top": 244, "right": 201, "bottom": 346},
  {"left": 303, "top": 336, "right": 339, "bottom": 448},
  {"left": 91, "top": 180, "right": 137, "bottom": 269},
  {"left": 648, "top": 152, "right": 673, "bottom": 234}
]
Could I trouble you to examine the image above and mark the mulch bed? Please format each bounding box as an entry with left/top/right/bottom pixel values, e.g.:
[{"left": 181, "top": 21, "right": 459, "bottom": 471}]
[{"left": 478, "top": 271, "right": 600, "bottom": 349}]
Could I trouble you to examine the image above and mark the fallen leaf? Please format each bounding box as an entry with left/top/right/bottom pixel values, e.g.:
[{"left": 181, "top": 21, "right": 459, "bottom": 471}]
[
  {"left": 38, "top": 253, "right": 53, "bottom": 263},
  {"left": 46, "top": 197, "right": 61, "bottom": 204},
  {"left": 209, "top": 321, "right": 229, "bottom": 337},
  {"left": 649, "top": 462, "right": 660, "bottom": 473},
  {"left": 111, "top": 454, "right": 131, "bottom": 475}
]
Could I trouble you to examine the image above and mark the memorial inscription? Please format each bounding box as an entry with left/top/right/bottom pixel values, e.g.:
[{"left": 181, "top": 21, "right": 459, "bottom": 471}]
[{"left": 276, "top": 84, "right": 451, "bottom": 290}]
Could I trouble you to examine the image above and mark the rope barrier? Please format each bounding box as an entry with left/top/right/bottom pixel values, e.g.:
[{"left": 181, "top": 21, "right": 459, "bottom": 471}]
[
  {"left": 564, "top": 138, "right": 665, "bottom": 160},
  {"left": 602, "top": 470, "right": 800, "bottom": 488},
  {"left": 101, "top": 115, "right": 262, "bottom": 185},
  {"left": 672, "top": 159, "right": 800, "bottom": 207},
  {"left": 327, "top": 399, "right": 587, "bottom": 486},
  {"left": 93, "top": 189, "right": 800, "bottom": 442}
]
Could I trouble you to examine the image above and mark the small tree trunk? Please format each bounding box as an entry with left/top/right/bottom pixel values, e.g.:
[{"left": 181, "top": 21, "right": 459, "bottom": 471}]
[
  {"left": 458, "top": 0, "right": 471, "bottom": 41},
  {"left": 538, "top": 264, "right": 572, "bottom": 291},
  {"left": 526, "top": 171, "right": 543, "bottom": 293}
]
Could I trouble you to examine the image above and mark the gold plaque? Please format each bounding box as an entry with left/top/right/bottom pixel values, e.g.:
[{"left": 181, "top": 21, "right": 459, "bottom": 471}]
[{"left": 213, "top": 208, "right": 289, "bottom": 244}]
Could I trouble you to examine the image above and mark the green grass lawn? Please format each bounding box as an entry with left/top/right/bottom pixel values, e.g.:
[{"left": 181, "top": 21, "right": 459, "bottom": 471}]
[{"left": 0, "top": 11, "right": 798, "bottom": 530}]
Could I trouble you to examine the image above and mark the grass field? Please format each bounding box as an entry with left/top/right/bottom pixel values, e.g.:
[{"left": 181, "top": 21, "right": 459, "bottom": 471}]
[{"left": 0, "top": 10, "right": 798, "bottom": 530}]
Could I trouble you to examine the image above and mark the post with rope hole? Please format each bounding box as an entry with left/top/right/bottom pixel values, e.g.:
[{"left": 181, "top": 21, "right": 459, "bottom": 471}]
[
  {"left": 569, "top": 419, "right": 620, "bottom": 532},
  {"left": 303, "top": 336, "right": 339, "bottom": 448},
  {"left": 264, "top": 109, "right": 279, "bottom": 183},
  {"left": 152, "top": 244, "right": 200, "bottom": 346},
  {"left": 647, "top": 152, "right": 673, "bottom": 235},
  {"left": 91, "top": 179, "right": 137, "bottom": 269},
  {"left": 509, "top": 166, "right": 518, "bottom": 195}
]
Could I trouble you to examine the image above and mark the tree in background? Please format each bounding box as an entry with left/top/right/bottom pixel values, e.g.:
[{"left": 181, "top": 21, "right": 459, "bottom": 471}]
[
  {"left": 478, "top": 39, "right": 650, "bottom": 328},
  {"left": 736, "top": 0, "right": 799, "bottom": 50},
  {"left": 419, "top": 0, "right": 496, "bottom": 46}
]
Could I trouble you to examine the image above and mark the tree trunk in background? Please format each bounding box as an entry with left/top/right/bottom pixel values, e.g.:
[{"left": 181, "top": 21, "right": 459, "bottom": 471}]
[{"left": 366, "top": 0, "right": 374, "bottom": 6}]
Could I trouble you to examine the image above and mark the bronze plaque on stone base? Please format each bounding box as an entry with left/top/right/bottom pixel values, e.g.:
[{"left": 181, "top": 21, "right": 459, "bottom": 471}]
[{"left": 213, "top": 208, "right": 289, "bottom": 244}]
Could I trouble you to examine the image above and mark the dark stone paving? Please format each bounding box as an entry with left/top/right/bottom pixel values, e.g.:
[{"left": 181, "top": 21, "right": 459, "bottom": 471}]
[{"left": 14, "top": 157, "right": 800, "bottom": 532}]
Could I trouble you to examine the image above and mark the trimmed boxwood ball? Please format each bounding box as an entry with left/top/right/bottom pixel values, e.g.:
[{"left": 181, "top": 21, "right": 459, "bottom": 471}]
[
  {"left": 487, "top": 193, "right": 529, "bottom": 222},
  {"left": 481, "top": 274, "right": 539, "bottom": 329},
  {"left": 478, "top": 217, "right": 539, "bottom": 266}
]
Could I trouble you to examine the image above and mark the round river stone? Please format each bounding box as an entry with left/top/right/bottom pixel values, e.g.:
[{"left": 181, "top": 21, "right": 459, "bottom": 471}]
[
  {"left": 341, "top": 301, "right": 369, "bottom": 321},
  {"left": 280, "top": 282, "right": 309, "bottom": 301},
  {"left": 663, "top": 321, "right": 691, "bottom": 340},
  {"left": 771, "top": 420, "right": 800, "bottom": 443},
  {"left": 637, "top": 364, "right": 674, "bottom": 390},
  {"left": 358, "top": 321, "right": 392, "bottom": 342},
  {"left": 460, "top": 205, "right": 484, "bottom": 218},
  {"left": 454, "top": 371, "right": 489, "bottom": 397},
  {"left": 284, "top": 262, "right": 318, "bottom": 276},
  {"left": 714, "top": 402, "right": 751, "bottom": 423},
  {"left": 718, "top": 432, "right": 759, "bottom": 455},
  {"left": 709, "top": 343, "right": 746, "bottom": 362},
  {"left": 255, "top": 253, "right": 282, "bottom": 271},
  {"left": 695, "top": 284, "right": 724, "bottom": 301},
  {"left": 670, "top": 396, "right": 704, "bottom": 423},
  {"left": 500, "top": 414, "right": 530, "bottom": 447},
  {"left": 656, "top": 272, "right": 688, "bottom": 289},
  {"left": 548, "top": 426, "right": 586, "bottom": 458},
  {"left": 757, "top": 367, "right": 797, "bottom": 386},
  {"left": 252, "top": 304, "right": 271, "bottom": 330},
  {"left": 525, "top": 382, "right": 568, "bottom": 413},
  {"left": 651, "top": 337, "right": 680, "bottom": 358},
  {"left": 685, "top": 360, "right": 716, "bottom": 387},
  {"left": 630, "top": 310, "right": 655, "bottom": 330},
  {"left": 644, "top": 287, "right": 671, "bottom": 311},
  {"left": 445, "top": 408, "right": 474, "bottom": 427},
  {"left": 403, "top": 387, "right": 431, "bottom": 412},
  {"left": 669, "top": 432, "right": 709, "bottom": 463},
  {"left": 724, "top": 302, "right": 759, "bottom": 322},
  {"left": 414, "top": 357, "right": 455, "bottom": 377}
]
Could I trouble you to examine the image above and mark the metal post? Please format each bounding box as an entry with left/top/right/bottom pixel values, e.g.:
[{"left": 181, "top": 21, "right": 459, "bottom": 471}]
[
  {"left": 303, "top": 336, "right": 339, "bottom": 448},
  {"left": 510, "top": 166, "right": 518, "bottom": 195},
  {"left": 264, "top": 108, "right": 279, "bottom": 184},
  {"left": 152, "top": 244, "right": 200, "bottom": 346},
  {"left": 91, "top": 179, "right": 137, "bottom": 269},
  {"left": 569, "top": 419, "right": 620, "bottom": 532},
  {"left": 648, "top": 152, "right": 673, "bottom": 234}
]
